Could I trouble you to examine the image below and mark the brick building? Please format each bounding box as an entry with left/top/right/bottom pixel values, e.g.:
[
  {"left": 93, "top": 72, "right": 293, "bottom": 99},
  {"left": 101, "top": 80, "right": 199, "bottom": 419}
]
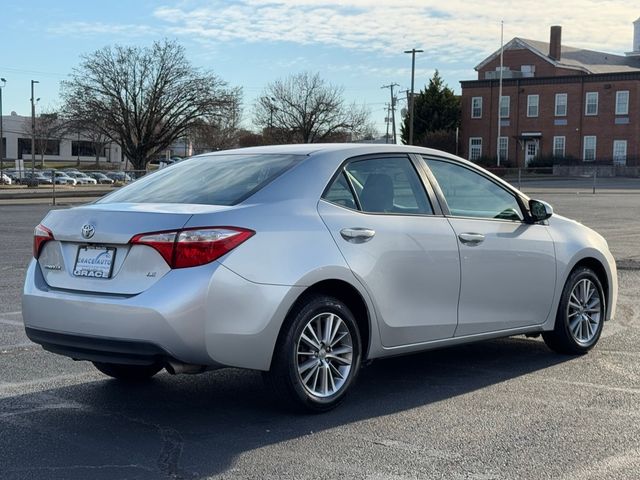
[{"left": 460, "top": 20, "right": 640, "bottom": 167}]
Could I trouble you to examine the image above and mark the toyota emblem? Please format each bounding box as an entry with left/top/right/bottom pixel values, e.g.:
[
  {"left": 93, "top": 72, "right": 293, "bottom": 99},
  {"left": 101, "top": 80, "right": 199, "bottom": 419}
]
[{"left": 81, "top": 224, "right": 95, "bottom": 239}]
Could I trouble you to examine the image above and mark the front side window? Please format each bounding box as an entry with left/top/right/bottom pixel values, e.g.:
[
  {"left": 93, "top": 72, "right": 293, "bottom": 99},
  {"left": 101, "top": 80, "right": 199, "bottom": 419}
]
[
  {"left": 585, "top": 92, "right": 598, "bottom": 116},
  {"left": 616, "top": 91, "right": 629, "bottom": 115},
  {"left": 471, "top": 97, "right": 483, "bottom": 118},
  {"left": 583, "top": 136, "right": 597, "bottom": 162},
  {"left": 527, "top": 95, "right": 539, "bottom": 117},
  {"left": 339, "top": 157, "right": 433, "bottom": 215},
  {"left": 98, "top": 154, "right": 303, "bottom": 206},
  {"left": 469, "top": 137, "right": 482, "bottom": 161},
  {"left": 500, "top": 96, "right": 510, "bottom": 118},
  {"left": 424, "top": 158, "right": 523, "bottom": 221},
  {"left": 553, "top": 136, "right": 566, "bottom": 157},
  {"left": 555, "top": 93, "right": 567, "bottom": 116}
]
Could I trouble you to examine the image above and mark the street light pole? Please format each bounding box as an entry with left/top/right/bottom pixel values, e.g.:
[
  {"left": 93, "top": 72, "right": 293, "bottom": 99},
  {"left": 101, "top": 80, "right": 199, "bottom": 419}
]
[
  {"left": 30, "top": 80, "right": 39, "bottom": 176},
  {"left": 0, "top": 78, "right": 6, "bottom": 186},
  {"left": 404, "top": 48, "right": 423, "bottom": 146}
]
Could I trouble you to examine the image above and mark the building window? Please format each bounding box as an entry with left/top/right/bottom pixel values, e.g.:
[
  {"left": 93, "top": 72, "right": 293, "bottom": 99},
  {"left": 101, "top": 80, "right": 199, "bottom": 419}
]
[
  {"left": 521, "top": 65, "right": 535, "bottom": 77},
  {"left": 553, "top": 136, "right": 566, "bottom": 157},
  {"left": 585, "top": 92, "right": 598, "bottom": 116},
  {"left": 471, "top": 97, "right": 482, "bottom": 118},
  {"left": 499, "top": 96, "right": 510, "bottom": 118},
  {"left": 555, "top": 93, "right": 567, "bottom": 116},
  {"left": 613, "top": 140, "right": 627, "bottom": 165},
  {"left": 498, "top": 136, "right": 508, "bottom": 162},
  {"left": 527, "top": 95, "right": 539, "bottom": 117},
  {"left": 469, "top": 137, "right": 482, "bottom": 161},
  {"left": 72, "top": 141, "right": 104, "bottom": 157},
  {"left": 615, "top": 91, "right": 629, "bottom": 115},
  {"left": 583, "top": 136, "right": 597, "bottom": 161}
]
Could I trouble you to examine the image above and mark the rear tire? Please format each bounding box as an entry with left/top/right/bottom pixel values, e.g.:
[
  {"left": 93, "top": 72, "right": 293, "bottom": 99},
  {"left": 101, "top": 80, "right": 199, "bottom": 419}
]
[
  {"left": 93, "top": 362, "right": 162, "bottom": 381},
  {"left": 266, "top": 294, "right": 362, "bottom": 413},
  {"left": 543, "top": 267, "right": 605, "bottom": 355}
]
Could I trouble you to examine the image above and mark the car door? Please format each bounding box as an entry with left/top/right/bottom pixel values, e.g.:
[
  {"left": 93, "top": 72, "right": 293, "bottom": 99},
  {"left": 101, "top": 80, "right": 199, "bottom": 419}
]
[
  {"left": 421, "top": 156, "right": 557, "bottom": 336},
  {"left": 318, "top": 154, "right": 461, "bottom": 347}
]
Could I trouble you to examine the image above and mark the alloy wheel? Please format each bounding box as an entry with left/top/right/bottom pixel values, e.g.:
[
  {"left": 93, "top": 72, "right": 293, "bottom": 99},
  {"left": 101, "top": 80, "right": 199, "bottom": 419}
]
[{"left": 567, "top": 278, "right": 602, "bottom": 345}]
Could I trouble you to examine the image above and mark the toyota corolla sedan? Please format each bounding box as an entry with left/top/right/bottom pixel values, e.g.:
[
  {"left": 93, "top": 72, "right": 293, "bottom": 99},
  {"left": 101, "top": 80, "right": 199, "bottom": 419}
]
[{"left": 23, "top": 144, "right": 617, "bottom": 411}]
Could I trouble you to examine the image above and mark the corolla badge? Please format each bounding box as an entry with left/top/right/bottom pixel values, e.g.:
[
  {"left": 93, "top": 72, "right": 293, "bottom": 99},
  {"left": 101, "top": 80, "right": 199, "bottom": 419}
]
[{"left": 81, "top": 224, "right": 95, "bottom": 239}]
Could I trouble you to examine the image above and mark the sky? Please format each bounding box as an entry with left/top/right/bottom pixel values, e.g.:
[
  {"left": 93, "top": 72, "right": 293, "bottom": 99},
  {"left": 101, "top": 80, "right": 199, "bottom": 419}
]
[{"left": 1, "top": 0, "right": 638, "bottom": 134}]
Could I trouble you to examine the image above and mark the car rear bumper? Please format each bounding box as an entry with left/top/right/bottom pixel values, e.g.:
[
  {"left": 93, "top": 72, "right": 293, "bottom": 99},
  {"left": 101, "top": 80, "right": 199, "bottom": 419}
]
[{"left": 22, "top": 259, "right": 303, "bottom": 370}]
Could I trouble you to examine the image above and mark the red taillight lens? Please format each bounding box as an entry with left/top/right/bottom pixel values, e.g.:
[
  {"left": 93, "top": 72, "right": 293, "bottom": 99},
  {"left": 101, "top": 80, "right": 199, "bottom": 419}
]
[
  {"left": 33, "top": 224, "right": 54, "bottom": 258},
  {"left": 130, "top": 227, "right": 254, "bottom": 269}
]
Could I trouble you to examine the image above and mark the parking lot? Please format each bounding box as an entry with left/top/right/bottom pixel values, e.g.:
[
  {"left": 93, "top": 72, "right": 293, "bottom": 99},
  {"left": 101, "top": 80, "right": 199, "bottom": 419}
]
[{"left": 1, "top": 188, "right": 639, "bottom": 480}]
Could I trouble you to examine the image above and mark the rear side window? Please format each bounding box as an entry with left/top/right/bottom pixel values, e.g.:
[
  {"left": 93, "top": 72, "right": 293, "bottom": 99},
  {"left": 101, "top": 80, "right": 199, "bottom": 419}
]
[
  {"left": 323, "top": 156, "right": 433, "bottom": 215},
  {"left": 98, "top": 154, "right": 303, "bottom": 206}
]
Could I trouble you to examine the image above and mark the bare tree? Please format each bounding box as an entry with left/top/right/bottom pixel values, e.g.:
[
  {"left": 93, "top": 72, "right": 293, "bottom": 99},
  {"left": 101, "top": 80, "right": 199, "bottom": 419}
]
[
  {"left": 63, "top": 115, "right": 113, "bottom": 167},
  {"left": 29, "top": 109, "right": 64, "bottom": 168},
  {"left": 61, "top": 39, "right": 238, "bottom": 169},
  {"left": 189, "top": 88, "right": 242, "bottom": 154},
  {"left": 254, "top": 72, "right": 372, "bottom": 144}
]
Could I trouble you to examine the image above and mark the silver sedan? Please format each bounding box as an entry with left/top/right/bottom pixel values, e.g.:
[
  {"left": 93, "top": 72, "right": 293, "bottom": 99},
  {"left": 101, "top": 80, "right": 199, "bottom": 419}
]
[{"left": 23, "top": 144, "right": 617, "bottom": 411}]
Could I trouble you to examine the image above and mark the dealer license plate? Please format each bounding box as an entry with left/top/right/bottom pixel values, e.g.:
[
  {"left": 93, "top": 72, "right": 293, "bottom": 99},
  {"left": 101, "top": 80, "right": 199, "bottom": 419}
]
[{"left": 73, "top": 246, "right": 115, "bottom": 279}]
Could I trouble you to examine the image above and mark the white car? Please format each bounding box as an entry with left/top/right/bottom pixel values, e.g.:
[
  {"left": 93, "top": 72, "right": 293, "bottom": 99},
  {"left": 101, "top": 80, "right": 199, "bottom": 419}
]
[
  {"left": 1, "top": 172, "right": 12, "bottom": 185},
  {"left": 67, "top": 172, "right": 98, "bottom": 185},
  {"left": 23, "top": 144, "right": 617, "bottom": 411},
  {"left": 42, "top": 171, "right": 77, "bottom": 185}
]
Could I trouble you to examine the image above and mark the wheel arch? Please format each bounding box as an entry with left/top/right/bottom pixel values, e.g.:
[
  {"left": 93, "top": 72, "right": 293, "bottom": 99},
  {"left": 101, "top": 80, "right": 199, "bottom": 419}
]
[
  {"left": 279, "top": 279, "right": 373, "bottom": 362},
  {"left": 569, "top": 256, "right": 610, "bottom": 317}
]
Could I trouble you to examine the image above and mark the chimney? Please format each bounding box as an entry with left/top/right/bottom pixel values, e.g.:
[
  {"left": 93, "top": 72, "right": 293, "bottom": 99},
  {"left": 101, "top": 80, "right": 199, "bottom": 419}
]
[{"left": 549, "top": 25, "right": 562, "bottom": 61}]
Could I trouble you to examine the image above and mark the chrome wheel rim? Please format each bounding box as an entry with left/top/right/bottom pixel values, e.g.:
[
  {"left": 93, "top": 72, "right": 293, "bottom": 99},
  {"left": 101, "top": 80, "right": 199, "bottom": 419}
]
[
  {"left": 567, "top": 278, "right": 602, "bottom": 345},
  {"left": 296, "top": 312, "right": 353, "bottom": 398}
]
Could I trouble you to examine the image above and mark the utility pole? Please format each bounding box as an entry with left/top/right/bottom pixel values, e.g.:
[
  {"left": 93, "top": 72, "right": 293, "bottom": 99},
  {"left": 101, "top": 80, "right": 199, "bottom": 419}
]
[
  {"left": 384, "top": 103, "right": 391, "bottom": 144},
  {"left": 0, "top": 78, "right": 5, "bottom": 186},
  {"left": 497, "top": 21, "right": 504, "bottom": 166},
  {"left": 381, "top": 83, "right": 399, "bottom": 143},
  {"left": 404, "top": 48, "right": 423, "bottom": 145},
  {"left": 30, "top": 80, "right": 39, "bottom": 176}
]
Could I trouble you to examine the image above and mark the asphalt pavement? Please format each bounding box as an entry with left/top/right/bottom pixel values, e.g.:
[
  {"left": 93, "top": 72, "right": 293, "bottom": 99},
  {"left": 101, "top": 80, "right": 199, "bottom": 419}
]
[{"left": 0, "top": 197, "right": 639, "bottom": 480}]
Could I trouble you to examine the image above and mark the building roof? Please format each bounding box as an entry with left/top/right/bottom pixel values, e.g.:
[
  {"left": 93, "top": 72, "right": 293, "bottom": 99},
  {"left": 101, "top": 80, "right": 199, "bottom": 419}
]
[{"left": 476, "top": 37, "right": 640, "bottom": 74}]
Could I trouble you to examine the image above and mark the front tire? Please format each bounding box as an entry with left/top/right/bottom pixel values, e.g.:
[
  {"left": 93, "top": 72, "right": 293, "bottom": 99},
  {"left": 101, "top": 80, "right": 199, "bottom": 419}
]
[
  {"left": 93, "top": 362, "right": 162, "bottom": 381},
  {"left": 266, "top": 294, "right": 362, "bottom": 413},
  {"left": 543, "top": 267, "right": 605, "bottom": 354}
]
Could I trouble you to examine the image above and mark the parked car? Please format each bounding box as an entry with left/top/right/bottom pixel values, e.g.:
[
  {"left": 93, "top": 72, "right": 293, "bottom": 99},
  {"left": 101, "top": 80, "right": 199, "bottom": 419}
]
[
  {"left": 23, "top": 145, "right": 617, "bottom": 412},
  {"left": 1, "top": 173, "right": 11, "bottom": 185},
  {"left": 42, "top": 171, "right": 77, "bottom": 185},
  {"left": 15, "top": 172, "right": 53, "bottom": 185},
  {"left": 85, "top": 172, "right": 115, "bottom": 184},
  {"left": 105, "top": 171, "right": 132, "bottom": 182},
  {"left": 67, "top": 172, "right": 98, "bottom": 185}
]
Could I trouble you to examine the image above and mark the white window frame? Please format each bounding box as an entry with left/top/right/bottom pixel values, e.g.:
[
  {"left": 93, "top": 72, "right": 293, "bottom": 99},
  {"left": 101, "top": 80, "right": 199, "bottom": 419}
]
[
  {"left": 583, "top": 136, "right": 597, "bottom": 162},
  {"left": 553, "top": 136, "right": 566, "bottom": 157},
  {"left": 469, "top": 137, "right": 482, "bottom": 161},
  {"left": 499, "top": 96, "right": 510, "bottom": 118},
  {"left": 585, "top": 92, "right": 598, "bottom": 116},
  {"left": 471, "top": 97, "right": 483, "bottom": 118},
  {"left": 613, "top": 140, "right": 627, "bottom": 165},
  {"left": 555, "top": 93, "right": 567, "bottom": 116},
  {"left": 615, "top": 91, "right": 629, "bottom": 115},
  {"left": 498, "top": 136, "right": 508, "bottom": 162},
  {"left": 527, "top": 94, "right": 539, "bottom": 117}
]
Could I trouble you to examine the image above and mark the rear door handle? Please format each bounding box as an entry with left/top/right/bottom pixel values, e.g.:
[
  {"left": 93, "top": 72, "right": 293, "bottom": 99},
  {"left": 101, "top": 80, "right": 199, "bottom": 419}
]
[
  {"left": 340, "top": 228, "right": 376, "bottom": 243},
  {"left": 458, "top": 232, "right": 485, "bottom": 245}
]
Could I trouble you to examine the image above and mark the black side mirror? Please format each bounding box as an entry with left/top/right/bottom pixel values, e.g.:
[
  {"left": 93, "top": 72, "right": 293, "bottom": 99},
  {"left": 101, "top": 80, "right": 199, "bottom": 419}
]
[{"left": 529, "top": 199, "right": 553, "bottom": 222}]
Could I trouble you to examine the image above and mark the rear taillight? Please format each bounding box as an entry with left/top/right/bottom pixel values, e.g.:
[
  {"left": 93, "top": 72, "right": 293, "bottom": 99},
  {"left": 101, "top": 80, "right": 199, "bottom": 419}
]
[
  {"left": 33, "top": 224, "right": 54, "bottom": 258},
  {"left": 130, "top": 227, "right": 254, "bottom": 269}
]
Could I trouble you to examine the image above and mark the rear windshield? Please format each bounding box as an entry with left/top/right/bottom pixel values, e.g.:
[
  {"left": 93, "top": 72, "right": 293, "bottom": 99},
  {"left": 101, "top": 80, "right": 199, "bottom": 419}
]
[{"left": 97, "top": 154, "right": 304, "bottom": 206}]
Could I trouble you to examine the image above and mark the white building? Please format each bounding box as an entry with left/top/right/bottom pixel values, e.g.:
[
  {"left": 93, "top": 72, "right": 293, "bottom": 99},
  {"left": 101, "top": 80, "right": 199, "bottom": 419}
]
[{"left": 0, "top": 112, "right": 124, "bottom": 166}]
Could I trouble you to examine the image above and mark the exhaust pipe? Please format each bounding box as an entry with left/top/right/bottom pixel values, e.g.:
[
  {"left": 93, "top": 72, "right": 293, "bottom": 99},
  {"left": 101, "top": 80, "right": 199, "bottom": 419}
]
[{"left": 165, "top": 361, "right": 206, "bottom": 375}]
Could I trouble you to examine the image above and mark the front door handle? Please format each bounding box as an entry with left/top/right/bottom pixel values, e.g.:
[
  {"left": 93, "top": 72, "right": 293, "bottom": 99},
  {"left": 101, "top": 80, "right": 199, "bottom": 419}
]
[
  {"left": 458, "top": 232, "right": 485, "bottom": 245},
  {"left": 340, "top": 228, "right": 376, "bottom": 243}
]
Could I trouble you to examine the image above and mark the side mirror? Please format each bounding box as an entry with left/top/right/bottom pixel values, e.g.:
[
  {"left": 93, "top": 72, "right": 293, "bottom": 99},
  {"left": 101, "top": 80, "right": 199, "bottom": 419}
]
[{"left": 529, "top": 199, "right": 553, "bottom": 222}]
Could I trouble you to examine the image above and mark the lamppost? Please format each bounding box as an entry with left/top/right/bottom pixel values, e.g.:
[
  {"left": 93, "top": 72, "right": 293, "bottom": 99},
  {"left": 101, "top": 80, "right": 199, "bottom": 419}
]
[
  {"left": 0, "top": 78, "right": 6, "bottom": 186},
  {"left": 30, "top": 80, "right": 40, "bottom": 176},
  {"left": 404, "top": 48, "right": 423, "bottom": 146}
]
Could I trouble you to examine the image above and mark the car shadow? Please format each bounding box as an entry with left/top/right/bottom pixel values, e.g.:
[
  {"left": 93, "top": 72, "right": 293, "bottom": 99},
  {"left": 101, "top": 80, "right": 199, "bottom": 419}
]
[{"left": 1, "top": 336, "right": 573, "bottom": 479}]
